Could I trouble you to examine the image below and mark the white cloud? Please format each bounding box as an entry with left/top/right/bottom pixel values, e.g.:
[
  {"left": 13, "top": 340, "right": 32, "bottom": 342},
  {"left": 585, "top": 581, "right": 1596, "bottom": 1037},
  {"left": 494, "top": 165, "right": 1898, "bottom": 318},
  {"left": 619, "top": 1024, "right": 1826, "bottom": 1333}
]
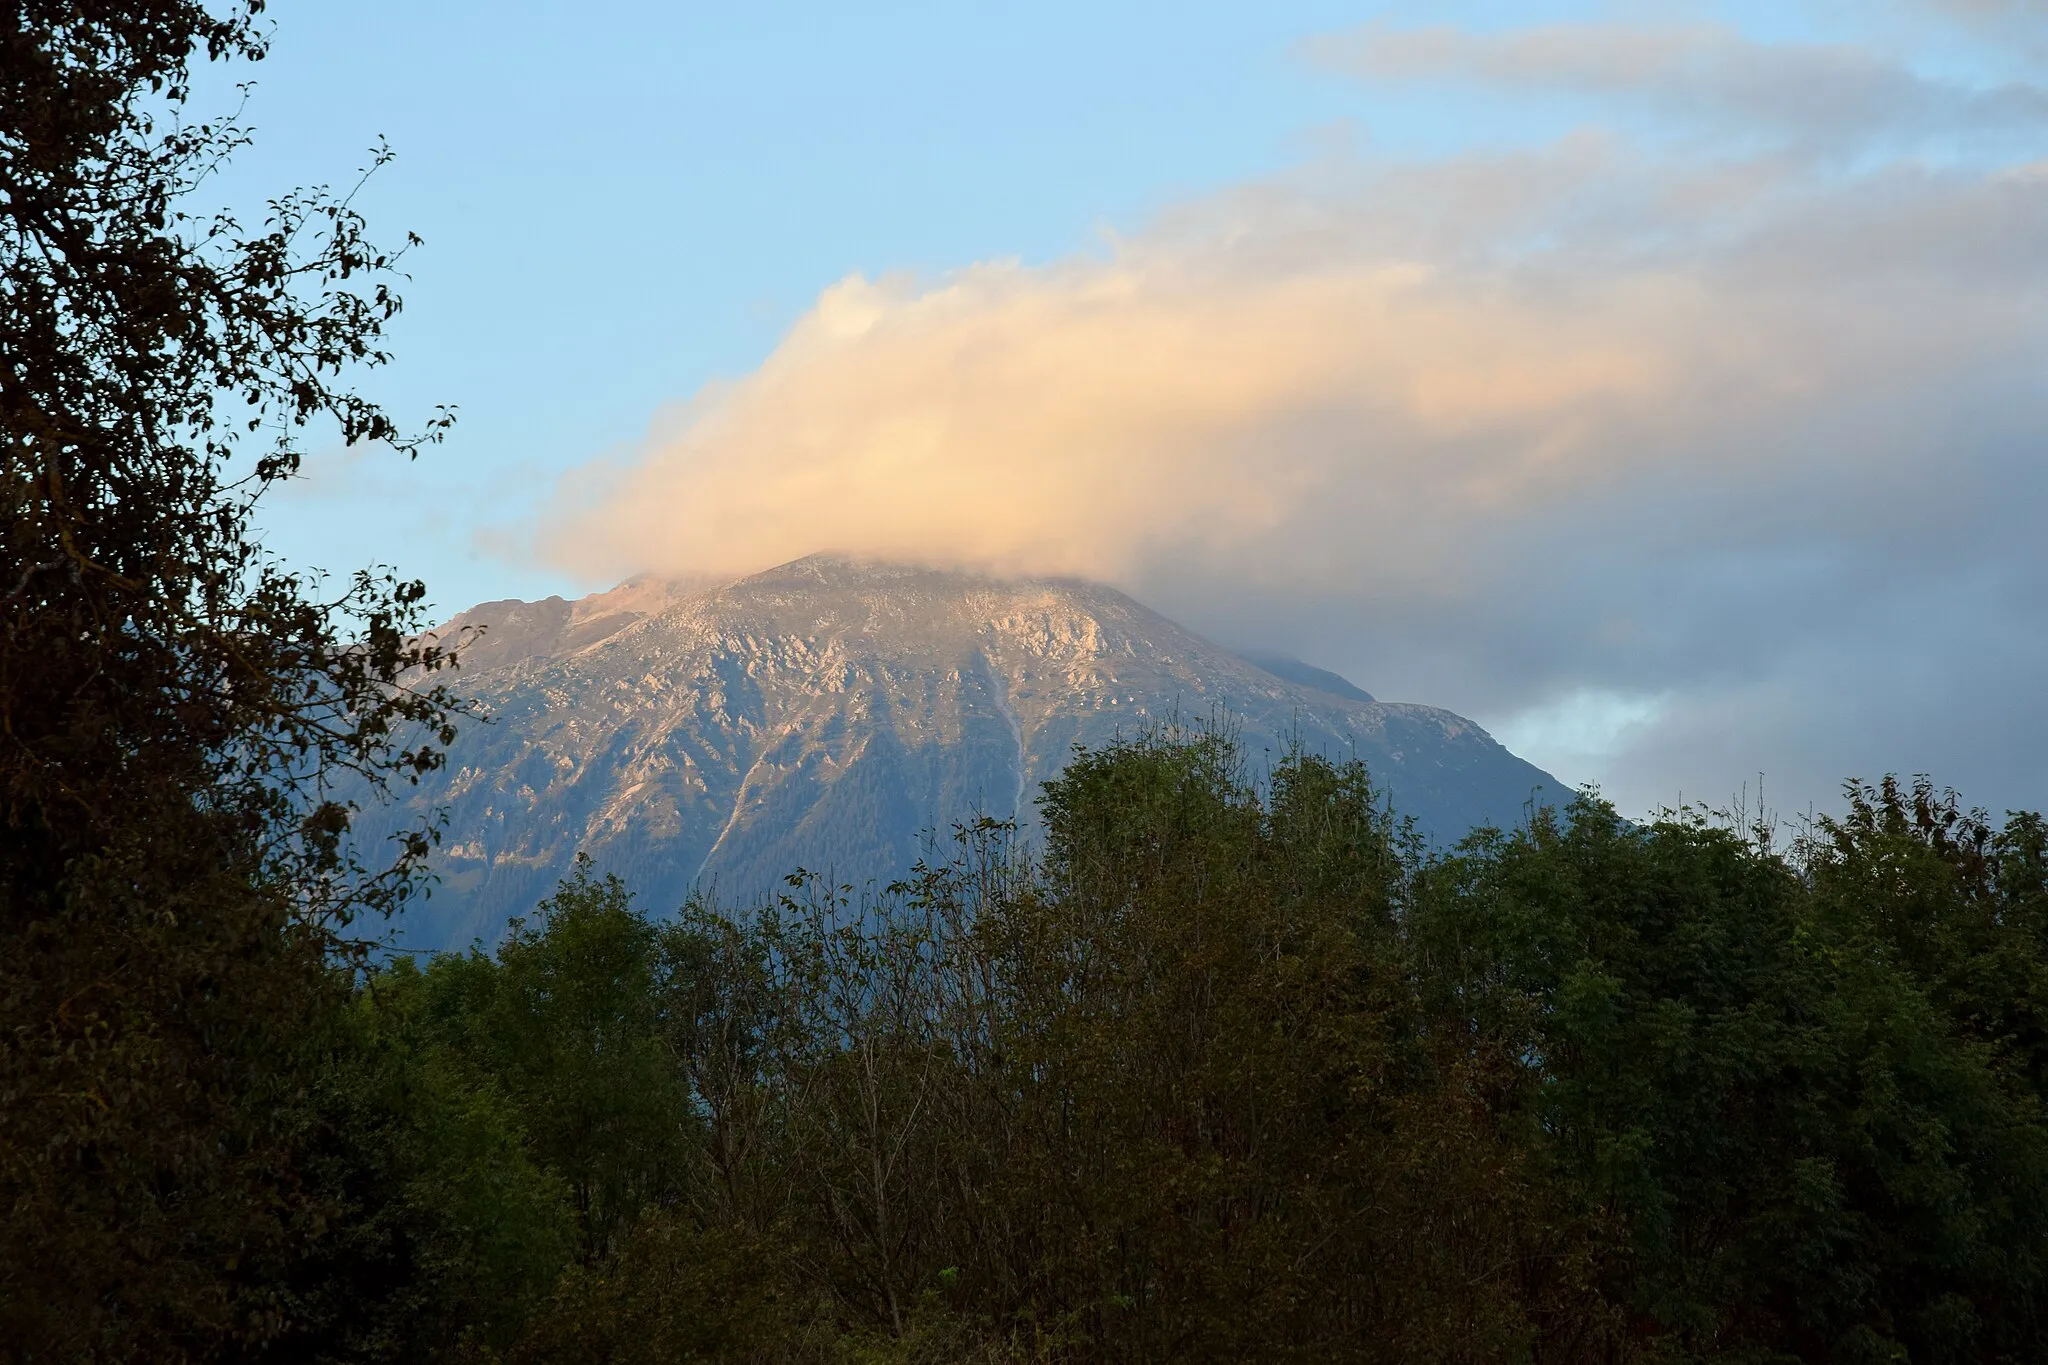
[{"left": 1487, "top": 688, "right": 1670, "bottom": 789}]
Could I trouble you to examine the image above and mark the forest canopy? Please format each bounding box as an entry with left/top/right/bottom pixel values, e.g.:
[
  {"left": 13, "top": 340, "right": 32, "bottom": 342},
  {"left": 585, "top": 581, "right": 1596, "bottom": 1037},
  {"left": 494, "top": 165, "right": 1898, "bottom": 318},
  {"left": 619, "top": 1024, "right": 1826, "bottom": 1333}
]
[{"left": 322, "top": 732, "right": 2048, "bottom": 1363}]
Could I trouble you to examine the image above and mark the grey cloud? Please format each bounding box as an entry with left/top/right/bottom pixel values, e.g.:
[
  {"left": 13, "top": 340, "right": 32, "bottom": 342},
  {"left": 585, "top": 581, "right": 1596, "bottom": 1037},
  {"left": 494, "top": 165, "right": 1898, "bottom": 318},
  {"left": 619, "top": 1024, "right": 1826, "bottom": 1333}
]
[
  {"left": 1918, "top": 0, "right": 2048, "bottom": 24},
  {"left": 1906, "top": 0, "right": 2048, "bottom": 67},
  {"left": 1300, "top": 20, "right": 2048, "bottom": 149}
]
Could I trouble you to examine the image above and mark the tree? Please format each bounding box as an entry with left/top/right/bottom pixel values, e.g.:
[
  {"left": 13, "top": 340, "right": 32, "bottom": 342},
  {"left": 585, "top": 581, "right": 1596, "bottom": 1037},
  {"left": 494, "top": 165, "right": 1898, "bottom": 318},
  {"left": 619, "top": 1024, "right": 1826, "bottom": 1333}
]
[
  {"left": 0, "top": 4, "right": 463, "bottom": 1356},
  {"left": 467, "top": 863, "right": 693, "bottom": 1265},
  {"left": 282, "top": 730, "right": 2048, "bottom": 1361},
  {"left": 1408, "top": 789, "right": 2048, "bottom": 1361}
]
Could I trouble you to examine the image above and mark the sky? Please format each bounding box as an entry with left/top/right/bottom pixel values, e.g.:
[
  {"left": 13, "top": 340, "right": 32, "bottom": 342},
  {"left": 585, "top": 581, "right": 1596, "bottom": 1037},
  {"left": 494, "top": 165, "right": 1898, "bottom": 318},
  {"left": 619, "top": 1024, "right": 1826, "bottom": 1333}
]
[{"left": 234, "top": 0, "right": 2048, "bottom": 824}]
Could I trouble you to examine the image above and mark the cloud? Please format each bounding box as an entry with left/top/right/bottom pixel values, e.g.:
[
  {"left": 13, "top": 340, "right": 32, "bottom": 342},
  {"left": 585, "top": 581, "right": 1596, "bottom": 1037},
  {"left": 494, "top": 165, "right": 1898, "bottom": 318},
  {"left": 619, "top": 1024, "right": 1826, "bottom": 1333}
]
[
  {"left": 1908, "top": 0, "right": 2048, "bottom": 65},
  {"left": 1299, "top": 20, "right": 2048, "bottom": 149},
  {"left": 539, "top": 16, "right": 2048, "bottom": 821},
  {"left": 1918, "top": 0, "right": 2048, "bottom": 27}
]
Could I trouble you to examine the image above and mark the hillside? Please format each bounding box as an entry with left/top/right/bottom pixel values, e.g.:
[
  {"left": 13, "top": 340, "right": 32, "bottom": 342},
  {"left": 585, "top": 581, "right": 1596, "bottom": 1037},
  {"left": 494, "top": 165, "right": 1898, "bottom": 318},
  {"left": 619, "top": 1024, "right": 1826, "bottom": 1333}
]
[{"left": 365, "top": 555, "right": 1563, "bottom": 949}]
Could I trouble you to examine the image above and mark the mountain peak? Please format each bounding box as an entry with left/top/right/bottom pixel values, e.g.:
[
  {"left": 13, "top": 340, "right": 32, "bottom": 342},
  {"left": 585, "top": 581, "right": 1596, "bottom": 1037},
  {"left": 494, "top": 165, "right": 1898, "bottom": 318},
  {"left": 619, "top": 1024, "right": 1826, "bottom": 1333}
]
[{"left": 377, "top": 555, "right": 1562, "bottom": 950}]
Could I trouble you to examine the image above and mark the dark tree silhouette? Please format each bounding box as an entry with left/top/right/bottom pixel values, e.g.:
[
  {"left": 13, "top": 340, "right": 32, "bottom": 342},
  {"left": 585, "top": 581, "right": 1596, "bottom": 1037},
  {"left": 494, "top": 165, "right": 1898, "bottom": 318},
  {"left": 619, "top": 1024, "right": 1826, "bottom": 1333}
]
[{"left": 1, "top": 4, "right": 465, "bottom": 1355}]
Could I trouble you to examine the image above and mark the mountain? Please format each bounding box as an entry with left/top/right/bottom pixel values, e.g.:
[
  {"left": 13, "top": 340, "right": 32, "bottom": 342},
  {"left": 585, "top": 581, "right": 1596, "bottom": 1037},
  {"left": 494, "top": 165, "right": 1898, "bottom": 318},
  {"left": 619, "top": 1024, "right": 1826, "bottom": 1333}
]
[
  {"left": 1235, "top": 650, "right": 1376, "bottom": 703},
  {"left": 365, "top": 555, "right": 1563, "bottom": 951}
]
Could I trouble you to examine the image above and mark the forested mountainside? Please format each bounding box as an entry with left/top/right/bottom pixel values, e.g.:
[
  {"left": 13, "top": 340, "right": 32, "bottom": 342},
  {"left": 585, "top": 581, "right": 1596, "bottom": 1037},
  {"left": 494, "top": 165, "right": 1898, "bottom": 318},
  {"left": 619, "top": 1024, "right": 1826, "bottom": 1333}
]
[{"left": 367, "top": 555, "right": 1561, "bottom": 950}]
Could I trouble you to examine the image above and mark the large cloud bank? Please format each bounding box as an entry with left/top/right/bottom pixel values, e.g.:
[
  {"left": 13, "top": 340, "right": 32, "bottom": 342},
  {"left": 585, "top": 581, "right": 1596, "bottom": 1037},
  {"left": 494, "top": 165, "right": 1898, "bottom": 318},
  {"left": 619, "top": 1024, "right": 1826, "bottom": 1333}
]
[{"left": 542, "top": 12, "right": 2048, "bottom": 820}]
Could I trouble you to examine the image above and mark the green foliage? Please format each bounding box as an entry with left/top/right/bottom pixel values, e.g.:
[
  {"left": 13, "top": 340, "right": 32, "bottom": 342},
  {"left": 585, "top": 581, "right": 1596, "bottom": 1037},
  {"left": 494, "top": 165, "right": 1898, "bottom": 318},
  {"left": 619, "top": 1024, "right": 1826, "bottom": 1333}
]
[
  {"left": 1409, "top": 785, "right": 2048, "bottom": 1361},
  {"left": 338, "top": 731, "right": 2048, "bottom": 1363},
  {"left": 0, "top": 5, "right": 464, "bottom": 1356},
  {"left": 506, "top": 1211, "right": 793, "bottom": 1365},
  {"left": 458, "top": 861, "right": 694, "bottom": 1263},
  {"left": 281, "top": 954, "right": 574, "bottom": 1360}
]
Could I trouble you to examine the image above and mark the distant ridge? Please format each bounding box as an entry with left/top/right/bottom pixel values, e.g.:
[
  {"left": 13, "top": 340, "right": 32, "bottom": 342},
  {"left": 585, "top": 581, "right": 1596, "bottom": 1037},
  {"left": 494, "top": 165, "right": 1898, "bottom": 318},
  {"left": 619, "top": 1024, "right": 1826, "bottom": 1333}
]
[
  {"left": 1236, "top": 650, "right": 1376, "bottom": 703},
  {"left": 365, "top": 555, "right": 1563, "bottom": 951}
]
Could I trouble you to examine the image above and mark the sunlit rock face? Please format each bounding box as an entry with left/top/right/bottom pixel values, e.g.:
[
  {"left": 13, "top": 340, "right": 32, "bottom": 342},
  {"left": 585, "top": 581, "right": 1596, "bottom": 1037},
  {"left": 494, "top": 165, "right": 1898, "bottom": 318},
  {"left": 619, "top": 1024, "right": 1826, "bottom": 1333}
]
[{"left": 367, "top": 554, "right": 1562, "bottom": 951}]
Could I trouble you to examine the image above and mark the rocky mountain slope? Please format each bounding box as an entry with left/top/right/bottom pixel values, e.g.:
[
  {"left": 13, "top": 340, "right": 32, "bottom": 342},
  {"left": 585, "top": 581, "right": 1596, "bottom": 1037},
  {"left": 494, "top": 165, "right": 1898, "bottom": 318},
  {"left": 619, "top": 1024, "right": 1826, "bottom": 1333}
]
[{"left": 365, "top": 556, "right": 1563, "bottom": 950}]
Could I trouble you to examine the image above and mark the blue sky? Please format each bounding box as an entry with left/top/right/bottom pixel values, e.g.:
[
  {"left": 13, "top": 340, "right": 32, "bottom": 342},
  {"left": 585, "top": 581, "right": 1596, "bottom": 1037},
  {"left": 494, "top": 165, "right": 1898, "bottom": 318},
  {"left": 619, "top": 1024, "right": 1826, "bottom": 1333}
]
[
  {"left": 244, "top": 0, "right": 1408, "bottom": 603},
  {"left": 237, "top": 0, "right": 1815, "bottom": 607},
  {"left": 231, "top": 1, "right": 2048, "bottom": 820}
]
